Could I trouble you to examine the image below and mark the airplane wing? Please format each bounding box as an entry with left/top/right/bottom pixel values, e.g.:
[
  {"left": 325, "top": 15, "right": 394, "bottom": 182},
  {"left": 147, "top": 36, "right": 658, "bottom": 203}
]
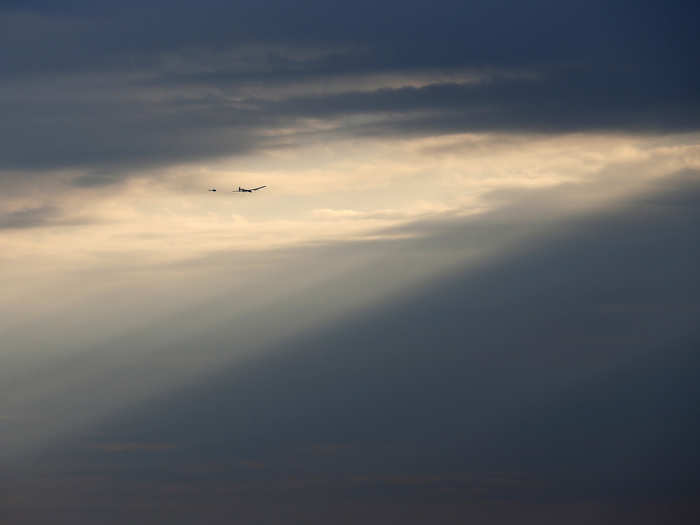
[{"left": 251, "top": 186, "right": 267, "bottom": 191}]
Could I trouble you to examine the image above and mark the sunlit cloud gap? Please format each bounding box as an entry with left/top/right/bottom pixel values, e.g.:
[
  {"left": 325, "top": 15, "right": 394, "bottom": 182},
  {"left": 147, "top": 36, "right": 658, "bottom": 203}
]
[{"left": 2, "top": 132, "right": 698, "bottom": 272}]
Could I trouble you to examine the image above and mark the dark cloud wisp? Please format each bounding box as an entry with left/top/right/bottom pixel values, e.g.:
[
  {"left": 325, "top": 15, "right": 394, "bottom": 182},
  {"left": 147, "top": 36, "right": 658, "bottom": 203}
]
[{"left": 0, "top": 205, "right": 60, "bottom": 229}]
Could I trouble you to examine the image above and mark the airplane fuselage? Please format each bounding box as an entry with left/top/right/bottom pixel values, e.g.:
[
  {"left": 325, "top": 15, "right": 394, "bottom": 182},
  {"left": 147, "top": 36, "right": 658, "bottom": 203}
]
[{"left": 237, "top": 186, "right": 266, "bottom": 192}]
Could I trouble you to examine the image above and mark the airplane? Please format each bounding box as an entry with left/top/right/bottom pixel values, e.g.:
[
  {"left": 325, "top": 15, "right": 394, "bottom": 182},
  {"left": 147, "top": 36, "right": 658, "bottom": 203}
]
[
  {"left": 235, "top": 185, "right": 266, "bottom": 193},
  {"left": 208, "top": 188, "right": 217, "bottom": 192}
]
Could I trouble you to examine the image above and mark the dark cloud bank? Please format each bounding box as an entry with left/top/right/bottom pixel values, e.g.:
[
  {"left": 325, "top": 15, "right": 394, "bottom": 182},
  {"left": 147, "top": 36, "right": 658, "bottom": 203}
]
[
  {"left": 1, "top": 0, "right": 698, "bottom": 178},
  {"left": 5, "top": 174, "right": 699, "bottom": 523}
]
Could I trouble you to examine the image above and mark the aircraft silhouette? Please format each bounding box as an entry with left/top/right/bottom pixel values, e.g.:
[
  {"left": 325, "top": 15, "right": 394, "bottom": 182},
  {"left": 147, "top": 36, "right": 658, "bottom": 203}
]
[{"left": 235, "top": 186, "right": 266, "bottom": 193}]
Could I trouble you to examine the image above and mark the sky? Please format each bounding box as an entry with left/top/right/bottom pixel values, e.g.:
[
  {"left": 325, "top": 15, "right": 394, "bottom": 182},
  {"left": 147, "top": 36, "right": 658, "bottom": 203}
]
[{"left": 1, "top": 1, "right": 700, "bottom": 523}]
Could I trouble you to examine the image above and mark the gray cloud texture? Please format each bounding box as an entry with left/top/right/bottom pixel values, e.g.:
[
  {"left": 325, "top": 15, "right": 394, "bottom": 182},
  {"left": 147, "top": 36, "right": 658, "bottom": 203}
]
[
  {"left": 1, "top": 0, "right": 698, "bottom": 179},
  {"left": 0, "top": 205, "right": 58, "bottom": 229}
]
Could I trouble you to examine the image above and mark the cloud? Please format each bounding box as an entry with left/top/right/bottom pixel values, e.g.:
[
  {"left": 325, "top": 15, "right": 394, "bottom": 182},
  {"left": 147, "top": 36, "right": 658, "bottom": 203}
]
[
  {"left": 311, "top": 207, "right": 452, "bottom": 221},
  {"left": 238, "top": 459, "right": 266, "bottom": 470},
  {"left": 0, "top": 1, "right": 697, "bottom": 185},
  {"left": 0, "top": 205, "right": 59, "bottom": 229},
  {"left": 78, "top": 170, "right": 698, "bottom": 493},
  {"left": 92, "top": 442, "right": 176, "bottom": 453},
  {"left": 3, "top": 67, "right": 697, "bottom": 180},
  {"left": 2, "top": 3, "right": 699, "bottom": 522},
  {"left": 310, "top": 443, "right": 353, "bottom": 456},
  {"left": 2, "top": 168, "right": 699, "bottom": 523},
  {"left": 71, "top": 172, "right": 123, "bottom": 188},
  {"left": 0, "top": 204, "right": 90, "bottom": 230}
]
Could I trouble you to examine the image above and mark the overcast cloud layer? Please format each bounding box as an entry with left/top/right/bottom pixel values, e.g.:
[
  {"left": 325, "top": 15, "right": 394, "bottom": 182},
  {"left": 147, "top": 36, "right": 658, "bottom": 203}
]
[
  {"left": 1, "top": 0, "right": 699, "bottom": 178},
  {"left": 2, "top": 2, "right": 700, "bottom": 524}
]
